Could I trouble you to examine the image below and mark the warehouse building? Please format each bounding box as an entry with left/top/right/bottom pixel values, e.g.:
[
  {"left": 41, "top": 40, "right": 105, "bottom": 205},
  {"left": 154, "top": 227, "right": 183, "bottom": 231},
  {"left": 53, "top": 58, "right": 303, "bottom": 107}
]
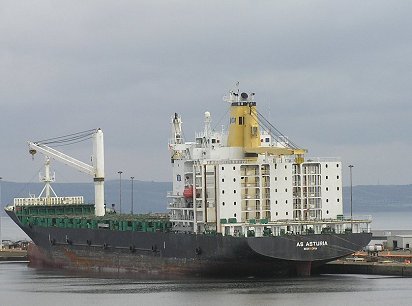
[{"left": 386, "top": 235, "right": 412, "bottom": 250}]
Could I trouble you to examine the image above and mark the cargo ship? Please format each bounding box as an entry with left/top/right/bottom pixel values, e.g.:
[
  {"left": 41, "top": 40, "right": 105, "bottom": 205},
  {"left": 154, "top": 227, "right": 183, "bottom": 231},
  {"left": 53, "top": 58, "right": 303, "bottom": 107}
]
[{"left": 4, "top": 88, "right": 372, "bottom": 277}]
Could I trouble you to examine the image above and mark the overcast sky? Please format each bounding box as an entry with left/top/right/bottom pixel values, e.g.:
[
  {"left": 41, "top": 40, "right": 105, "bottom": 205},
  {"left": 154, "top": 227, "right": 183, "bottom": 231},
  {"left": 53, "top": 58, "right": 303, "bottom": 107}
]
[{"left": 1, "top": 1, "right": 411, "bottom": 186}]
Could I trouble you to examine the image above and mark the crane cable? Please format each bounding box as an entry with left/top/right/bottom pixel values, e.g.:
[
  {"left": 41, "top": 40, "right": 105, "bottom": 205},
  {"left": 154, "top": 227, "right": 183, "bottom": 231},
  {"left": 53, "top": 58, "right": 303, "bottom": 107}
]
[
  {"left": 250, "top": 110, "right": 302, "bottom": 150},
  {"left": 34, "top": 129, "right": 96, "bottom": 147}
]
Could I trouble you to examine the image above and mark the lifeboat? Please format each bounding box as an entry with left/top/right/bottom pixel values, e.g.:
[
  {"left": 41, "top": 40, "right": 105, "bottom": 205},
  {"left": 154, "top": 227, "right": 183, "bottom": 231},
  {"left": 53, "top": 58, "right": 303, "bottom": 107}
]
[{"left": 183, "top": 186, "right": 194, "bottom": 199}]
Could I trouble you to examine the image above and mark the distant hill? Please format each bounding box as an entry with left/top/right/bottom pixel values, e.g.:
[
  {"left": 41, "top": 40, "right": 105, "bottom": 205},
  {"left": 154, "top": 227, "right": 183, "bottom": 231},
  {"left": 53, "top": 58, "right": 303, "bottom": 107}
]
[
  {"left": 0, "top": 180, "right": 172, "bottom": 216},
  {"left": 343, "top": 184, "right": 412, "bottom": 213},
  {"left": 1, "top": 181, "right": 411, "bottom": 216}
]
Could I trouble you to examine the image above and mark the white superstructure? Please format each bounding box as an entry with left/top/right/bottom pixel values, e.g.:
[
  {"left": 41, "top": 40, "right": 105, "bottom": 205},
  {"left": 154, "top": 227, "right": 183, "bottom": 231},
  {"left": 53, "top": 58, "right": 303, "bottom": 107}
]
[{"left": 168, "top": 90, "right": 370, "bottom": 236}]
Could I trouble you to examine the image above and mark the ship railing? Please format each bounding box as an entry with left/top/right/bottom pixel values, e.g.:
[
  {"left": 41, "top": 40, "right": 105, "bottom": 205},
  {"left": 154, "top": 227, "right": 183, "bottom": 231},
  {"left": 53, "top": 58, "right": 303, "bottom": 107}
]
[
  {"left": 170, "top": 216, "right": 194, "bottom": 221},
  {"left": 13, "top": 196, "right": 84, "bottom": 207},
  {"left": 166, "top": 191, "right": 184, "bottom": 198},
  {"left": 196, "top": 159, "right": 262, "bottom": 166},
  {"left": 338, "top": 215, "right": 372, "bottom": 221},
  {"left": 220, "top": 222, "right": 372, "bottom": 237},
  {"left": 168, "top": 203, "right": 193, "bottom": 209}
]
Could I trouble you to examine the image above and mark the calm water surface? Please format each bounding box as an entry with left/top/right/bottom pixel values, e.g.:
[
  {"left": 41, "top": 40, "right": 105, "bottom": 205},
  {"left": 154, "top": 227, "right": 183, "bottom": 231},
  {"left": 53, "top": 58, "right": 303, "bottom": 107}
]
[
  {"left": 1, "top": 263, "right": 412, "bottom": 306},
  {"left": 2, "top": 213, "right": 412, "bottom": 306}
]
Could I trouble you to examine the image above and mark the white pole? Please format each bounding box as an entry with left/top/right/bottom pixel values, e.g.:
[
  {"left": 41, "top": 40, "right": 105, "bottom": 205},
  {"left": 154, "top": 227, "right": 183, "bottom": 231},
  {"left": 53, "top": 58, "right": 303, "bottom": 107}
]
[
  {"left": 118, "top": 171, "right": 123, "bottom": 214},
  {"left": 349, "top": 165, "right": 354, "bottom": 231},
  {"left": 93, "top": 129, "right": 105, "bottom": 216},
  {"left": 0, "top": 177, "right": 3, "bottom": 250}
]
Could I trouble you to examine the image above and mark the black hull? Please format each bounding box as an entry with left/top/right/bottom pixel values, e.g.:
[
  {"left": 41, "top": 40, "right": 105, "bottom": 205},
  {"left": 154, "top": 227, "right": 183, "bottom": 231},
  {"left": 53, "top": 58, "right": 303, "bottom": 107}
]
[{"left": 6, "top": 210, "right": 372, "bottom": 277}]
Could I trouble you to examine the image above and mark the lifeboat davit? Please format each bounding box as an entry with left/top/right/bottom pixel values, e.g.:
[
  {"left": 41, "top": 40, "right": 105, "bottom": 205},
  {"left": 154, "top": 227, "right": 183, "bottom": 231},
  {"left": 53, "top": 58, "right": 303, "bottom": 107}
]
[{"left": 183, "top": 186, "right": 194, "bottom": 199}]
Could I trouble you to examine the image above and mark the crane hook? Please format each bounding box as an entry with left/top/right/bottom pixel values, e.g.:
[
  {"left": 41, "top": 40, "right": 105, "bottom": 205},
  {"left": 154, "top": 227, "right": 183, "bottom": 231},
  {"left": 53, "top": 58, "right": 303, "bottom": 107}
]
[{"left": 29, "top": 149, "right": 37, "bottom": 160}]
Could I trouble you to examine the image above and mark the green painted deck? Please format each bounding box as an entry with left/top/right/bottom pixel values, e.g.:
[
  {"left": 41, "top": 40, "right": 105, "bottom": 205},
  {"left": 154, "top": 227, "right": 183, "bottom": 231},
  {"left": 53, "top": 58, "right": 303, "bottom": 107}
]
[{"left": 15, "top": 204, "right": 172, "bottom": 233}]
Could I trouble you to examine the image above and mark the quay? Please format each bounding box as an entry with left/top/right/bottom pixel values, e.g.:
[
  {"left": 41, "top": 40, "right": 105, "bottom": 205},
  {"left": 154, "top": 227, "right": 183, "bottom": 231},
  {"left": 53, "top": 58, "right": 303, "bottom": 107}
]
[
  {"left": 319, "top": 260, "right": 412, "bottom": 276},
  {"left": 0, "top": 249, "right": 28, "bottom": 262}
]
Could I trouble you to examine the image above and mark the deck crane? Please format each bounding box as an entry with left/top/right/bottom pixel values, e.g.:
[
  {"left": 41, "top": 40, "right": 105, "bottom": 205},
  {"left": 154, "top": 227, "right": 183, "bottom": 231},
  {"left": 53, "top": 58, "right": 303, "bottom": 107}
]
[{"left": 28, "top": 129, "right": 105, "bottom": 217}]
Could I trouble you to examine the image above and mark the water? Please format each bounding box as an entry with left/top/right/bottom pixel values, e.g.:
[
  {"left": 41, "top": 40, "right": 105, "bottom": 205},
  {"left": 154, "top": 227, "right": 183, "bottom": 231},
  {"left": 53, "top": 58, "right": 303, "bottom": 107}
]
[
  {"left": 1, "top": 212, "right": 412, "bottom": 306},
  {"left": 0, "top": 263, "right": 411, "bottom": 306}
]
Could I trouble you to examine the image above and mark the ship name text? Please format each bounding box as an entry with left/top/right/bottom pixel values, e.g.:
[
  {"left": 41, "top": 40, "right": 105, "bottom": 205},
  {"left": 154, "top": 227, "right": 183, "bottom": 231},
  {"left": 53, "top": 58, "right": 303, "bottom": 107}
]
[{"left": 296, "top": 241, "right": 328, "bottom": 247}]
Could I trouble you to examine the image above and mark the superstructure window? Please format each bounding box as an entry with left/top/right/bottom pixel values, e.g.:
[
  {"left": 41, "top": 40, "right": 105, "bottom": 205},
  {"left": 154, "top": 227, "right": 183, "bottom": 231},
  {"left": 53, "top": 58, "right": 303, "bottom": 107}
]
[
  {"left": 239, "top": 116, "right": 244, "bottom": 125},
  {"left": 234, "top": 201, "right": 237, "bottom": 205},
  {"left": 177, "top": 174, "right": 181, "bottom": 181},
  {"left": 337, "top": 175, "right": 340, "bottom": 179},
  {"left": 265, "top": 137, "right": 270, "bottom": 142},
  {"left": 222, "top": 178, "right": 225, "bottom": 182}
]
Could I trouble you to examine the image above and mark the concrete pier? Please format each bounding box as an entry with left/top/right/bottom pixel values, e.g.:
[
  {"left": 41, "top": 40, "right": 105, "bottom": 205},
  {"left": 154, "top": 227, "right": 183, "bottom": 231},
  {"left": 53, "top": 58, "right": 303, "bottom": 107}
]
[
  {"left": 0, "top": 250, "right": 28, "bottom": 262},
  {"left": 318, "top": 261, "right": 412, "bottom": 276}
]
